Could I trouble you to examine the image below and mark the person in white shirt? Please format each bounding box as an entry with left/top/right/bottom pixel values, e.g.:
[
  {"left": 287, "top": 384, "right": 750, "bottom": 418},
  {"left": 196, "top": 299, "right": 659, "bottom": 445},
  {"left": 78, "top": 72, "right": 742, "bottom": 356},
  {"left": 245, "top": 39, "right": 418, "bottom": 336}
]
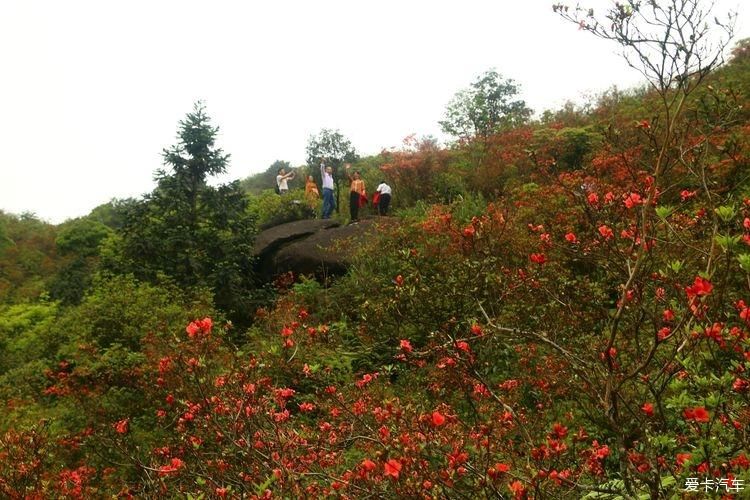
[
  {"left": 276, "top": 168, "right": 295, "bottom": 194},
  {"left": 320, "top": 161, "right": 335, "bottom": 219},
  {"left": 376, "top": 180, "right": 392, "bottom": 215}
]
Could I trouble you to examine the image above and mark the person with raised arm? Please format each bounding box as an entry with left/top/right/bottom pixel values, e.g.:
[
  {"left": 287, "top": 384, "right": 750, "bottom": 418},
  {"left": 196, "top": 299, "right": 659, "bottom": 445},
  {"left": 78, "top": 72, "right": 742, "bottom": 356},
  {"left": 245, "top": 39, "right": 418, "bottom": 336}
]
[
  {"left": 320, "top": 160, "right": 335, "bottom": 219},
  {"left": 276, "top": 167, "right": 295, "bottom": 195}
]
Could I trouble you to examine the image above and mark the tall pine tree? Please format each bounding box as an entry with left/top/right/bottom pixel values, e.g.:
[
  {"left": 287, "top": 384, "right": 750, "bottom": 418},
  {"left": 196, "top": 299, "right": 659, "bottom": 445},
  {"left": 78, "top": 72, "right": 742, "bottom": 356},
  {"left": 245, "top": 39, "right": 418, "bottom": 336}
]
[{"left": 115, "top": 102, "right": 259, "bottom": 323}]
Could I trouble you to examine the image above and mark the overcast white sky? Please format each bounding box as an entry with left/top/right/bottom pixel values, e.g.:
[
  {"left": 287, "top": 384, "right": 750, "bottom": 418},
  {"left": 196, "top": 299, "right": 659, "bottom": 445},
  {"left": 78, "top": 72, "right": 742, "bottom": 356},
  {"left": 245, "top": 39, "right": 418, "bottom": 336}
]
[{"left": 0, "top": 0, "right": 746, "bottom": 223}]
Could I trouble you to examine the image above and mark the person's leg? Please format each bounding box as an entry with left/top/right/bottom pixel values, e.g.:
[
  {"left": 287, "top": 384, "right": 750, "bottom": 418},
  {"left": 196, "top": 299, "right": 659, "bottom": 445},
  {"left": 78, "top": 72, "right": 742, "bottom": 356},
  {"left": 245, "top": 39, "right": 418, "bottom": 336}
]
[
  {"left": 349, "top": 191, "right": 359, "bottom": 222},
  {"left": 322, "top": 189, "right": 333, "bottom": 219},
  {"left": 380, "top": 194, "right": 391, "bottom": 215}
]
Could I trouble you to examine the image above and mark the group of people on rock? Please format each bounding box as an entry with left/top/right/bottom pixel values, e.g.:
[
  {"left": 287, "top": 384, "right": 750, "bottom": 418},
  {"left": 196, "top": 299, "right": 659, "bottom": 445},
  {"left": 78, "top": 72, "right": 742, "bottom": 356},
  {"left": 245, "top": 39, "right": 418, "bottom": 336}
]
[{"left": 275, "top": 162, "right": 391, "bottom": 222}]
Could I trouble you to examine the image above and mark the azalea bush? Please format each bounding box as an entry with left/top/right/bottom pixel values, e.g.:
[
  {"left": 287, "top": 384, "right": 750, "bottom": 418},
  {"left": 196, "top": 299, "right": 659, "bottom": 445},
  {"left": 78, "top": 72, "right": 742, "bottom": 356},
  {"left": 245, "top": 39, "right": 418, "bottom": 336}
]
[{"left": 3, "top": 2, "right": 750, "bottom": 499}]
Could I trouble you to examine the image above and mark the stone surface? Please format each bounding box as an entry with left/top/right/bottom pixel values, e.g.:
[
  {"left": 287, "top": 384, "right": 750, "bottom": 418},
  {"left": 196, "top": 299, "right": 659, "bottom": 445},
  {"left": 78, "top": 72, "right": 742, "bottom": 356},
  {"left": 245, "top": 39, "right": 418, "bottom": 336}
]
[
  {"left": 252, "top": 218, "right": 391, "bottom": 280},
  {"left": 252, "top": 218, "right": 340, "bottom": 258}
]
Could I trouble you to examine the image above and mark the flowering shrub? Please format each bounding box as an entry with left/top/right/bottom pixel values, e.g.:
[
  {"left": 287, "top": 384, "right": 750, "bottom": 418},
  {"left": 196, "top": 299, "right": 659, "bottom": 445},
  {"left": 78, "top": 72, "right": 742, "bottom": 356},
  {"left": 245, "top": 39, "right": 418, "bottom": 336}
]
[{"left": 2, "top": 6, "right": 750, "bottom": 497}]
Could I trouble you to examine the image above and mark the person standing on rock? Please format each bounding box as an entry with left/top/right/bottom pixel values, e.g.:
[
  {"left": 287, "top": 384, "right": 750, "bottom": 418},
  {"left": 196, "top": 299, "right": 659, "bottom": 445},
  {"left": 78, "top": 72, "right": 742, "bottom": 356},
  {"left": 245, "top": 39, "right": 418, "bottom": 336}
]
[
  {"left": 375, "top": 180, "right": 392, "bottom": 216},
  {"left": 344, "top": 164, "right": 366, "bottom": 223},
  {"left": 304, "top": 174, "right": 320, "bottom": 214},
  {"left": 305, "top": 175, "right": 320, "bottom": 199},
  {"left": 320, "top": 161, "right": 335, "bottom": 219},
  {"left": 276, "top": 167, "right": 295, "bottom": 194}
]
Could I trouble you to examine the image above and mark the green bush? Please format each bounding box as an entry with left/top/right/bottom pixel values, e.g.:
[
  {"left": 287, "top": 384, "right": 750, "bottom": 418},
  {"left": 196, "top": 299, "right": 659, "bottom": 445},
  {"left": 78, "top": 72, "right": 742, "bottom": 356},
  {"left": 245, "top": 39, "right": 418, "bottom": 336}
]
[{"left": 248, "top": 189, "right": 317, "bottom": 229}]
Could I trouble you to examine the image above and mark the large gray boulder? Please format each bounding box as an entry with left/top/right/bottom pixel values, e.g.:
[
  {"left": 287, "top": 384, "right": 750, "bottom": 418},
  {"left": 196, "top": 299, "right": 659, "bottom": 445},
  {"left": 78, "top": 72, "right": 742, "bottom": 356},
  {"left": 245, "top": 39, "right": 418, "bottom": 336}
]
[
  {"left": 252, "top": 219, "right": 340, "bottom": 258},
  {"left": 253, "top": 218, "right": 390, "bottom": 280}
]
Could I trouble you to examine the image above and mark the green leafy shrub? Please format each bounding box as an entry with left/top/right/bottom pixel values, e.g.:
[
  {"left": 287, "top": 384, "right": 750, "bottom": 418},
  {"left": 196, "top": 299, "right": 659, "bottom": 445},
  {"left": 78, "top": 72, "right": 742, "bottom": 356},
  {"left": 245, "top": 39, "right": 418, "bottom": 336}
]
[{"left": 248, "top": 189, "right": 317, "bottom": 229}]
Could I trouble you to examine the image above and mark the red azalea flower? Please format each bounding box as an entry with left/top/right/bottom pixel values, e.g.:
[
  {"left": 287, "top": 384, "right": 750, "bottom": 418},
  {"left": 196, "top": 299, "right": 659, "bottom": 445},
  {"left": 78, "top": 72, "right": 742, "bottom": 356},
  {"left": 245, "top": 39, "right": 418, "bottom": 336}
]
[
  {"left": 399, "top": 339, "right": 413, "bottom": 353},
  {"left": 509, "top": 480, "right": 526, "bottom": 498},
  {"left": 277, "top": 387, "right": 295, "bottom": 399},
  {"left": 641, "top": 402, "right": 654, "bottom": 417},
  {"left": 114, "top": 418, "right": 129, "bottom": 435},
  {"left": 361, "top": 458, "right": 377, "bottom": 473},
  {"left": 680, "top": 189, "right": 696, "bottom": 201},
  {"left": 186, "top": 322, "right": 200, "bottom": 338},
  {"left": 455, "top": 341, "right": 470, "bottom": 353},
  {"left": 384, "top": 459, "right": 402, "bottom": 479},
  {"left": 683, "top": 406, "right": 710, "bottom": 423},
  {"left": 529, "top": 253, "right": 547, "bottom": 264},
  {"left": 676, "top": 453, "right": 691, "bottom": 467},
  {"left": 623, "top": 192, "right": 643, "bottom": 209},
  {"left": 185, "top": 317, "right": 212, "bottom": 338},
  {"left": 685, "top": 276, "right": 713, "bottom": 298},
  {"left": 657, "top": 327, "right": 671, "bottom": 341},
  {"left": 431, "top": 411, "right": 446, "bottom": 427},
  {"left": 551, "top": 422, "right": 568, "bottom": 439},
  {"left": 495, "top": 463, "right": 510, "bottom": 473}
]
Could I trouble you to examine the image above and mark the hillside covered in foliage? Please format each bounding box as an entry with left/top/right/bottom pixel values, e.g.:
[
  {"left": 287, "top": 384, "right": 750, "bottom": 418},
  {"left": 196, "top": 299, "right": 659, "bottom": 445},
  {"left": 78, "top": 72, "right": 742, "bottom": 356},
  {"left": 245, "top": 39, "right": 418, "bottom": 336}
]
[{"left": 2, "top": 2, "right": 750, "bottom": 498}]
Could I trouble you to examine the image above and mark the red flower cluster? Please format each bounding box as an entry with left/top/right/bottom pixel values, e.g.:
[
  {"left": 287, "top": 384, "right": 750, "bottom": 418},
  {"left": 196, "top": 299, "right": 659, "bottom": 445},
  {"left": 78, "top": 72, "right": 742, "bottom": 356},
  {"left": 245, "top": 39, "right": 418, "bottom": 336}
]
[
  {"left": 683, "top": 406, "right": 710, "bottom": 423},
  {"left": 158, "top": 457, "right": 185, "bottom": 476},
  {"left": 185, "top": 317, "right": 213, "bottom": 338}
]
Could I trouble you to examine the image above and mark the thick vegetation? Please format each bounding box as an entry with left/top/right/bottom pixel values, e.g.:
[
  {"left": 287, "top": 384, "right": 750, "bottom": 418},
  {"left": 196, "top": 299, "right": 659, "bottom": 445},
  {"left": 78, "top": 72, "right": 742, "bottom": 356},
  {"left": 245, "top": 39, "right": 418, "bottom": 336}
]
[{"left": 1, "top": 2, "right": 749, "bottom": 498}]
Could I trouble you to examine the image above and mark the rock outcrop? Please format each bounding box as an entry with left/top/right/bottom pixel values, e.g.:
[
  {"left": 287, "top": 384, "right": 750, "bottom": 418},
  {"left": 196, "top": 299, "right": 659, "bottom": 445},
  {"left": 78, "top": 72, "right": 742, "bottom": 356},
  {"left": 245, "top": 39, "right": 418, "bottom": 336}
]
[{"left": 252, "top": 218, "right": 388, "bottom": 280}]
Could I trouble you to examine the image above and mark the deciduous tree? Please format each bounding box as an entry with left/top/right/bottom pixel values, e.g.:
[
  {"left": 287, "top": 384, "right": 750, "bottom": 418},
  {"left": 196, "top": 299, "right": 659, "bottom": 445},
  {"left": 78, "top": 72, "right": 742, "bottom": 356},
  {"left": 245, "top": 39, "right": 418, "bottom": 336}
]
[
  {"left": 440, "top": 69, "right": 532, "bottom": 141},
  {"left": 305, "top": 129, "right": 358, "bottom": 214}
]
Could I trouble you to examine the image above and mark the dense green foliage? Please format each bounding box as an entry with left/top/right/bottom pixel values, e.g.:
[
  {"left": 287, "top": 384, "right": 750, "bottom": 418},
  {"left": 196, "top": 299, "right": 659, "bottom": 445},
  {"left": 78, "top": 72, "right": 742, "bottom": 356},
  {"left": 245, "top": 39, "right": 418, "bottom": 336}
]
[
  {"left": 440, "top": 69, "right": 533, "bottom": 140},
  {"left": 110, "top": 102, "right": 260, "bottom": 323},
  {"left": 1, "top": 8, "right": 750, "bottom": 498},
  {"left": 239, "top": 160, "right": 301, "bottom": 195}
]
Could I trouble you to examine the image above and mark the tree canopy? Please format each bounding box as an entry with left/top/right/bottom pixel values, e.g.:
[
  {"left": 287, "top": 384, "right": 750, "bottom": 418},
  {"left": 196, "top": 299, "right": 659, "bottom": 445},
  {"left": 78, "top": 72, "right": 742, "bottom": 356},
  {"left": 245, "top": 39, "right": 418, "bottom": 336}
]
[
  {"left": 440, "top": 69, "right": 532, "bottom": 140},
  {"left": 112, "top": 102, "right": 259, "bottom": 323},
  {"left": 305, "top": 129, "right": 358, "bottom": 213}
]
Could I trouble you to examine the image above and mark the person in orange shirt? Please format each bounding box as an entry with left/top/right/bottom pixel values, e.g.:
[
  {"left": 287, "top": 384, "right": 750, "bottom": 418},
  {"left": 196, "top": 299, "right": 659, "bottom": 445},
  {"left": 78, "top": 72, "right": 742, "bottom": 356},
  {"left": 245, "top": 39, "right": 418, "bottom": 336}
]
[
  {"left": 305, "top": 175, "right": 320, "bottom": 198},
  {"left": 304, "top": 174, "right": 320, "bottom": 214},
  {"left": 344, "top": 164, "right": 365, "bottom": 223}
]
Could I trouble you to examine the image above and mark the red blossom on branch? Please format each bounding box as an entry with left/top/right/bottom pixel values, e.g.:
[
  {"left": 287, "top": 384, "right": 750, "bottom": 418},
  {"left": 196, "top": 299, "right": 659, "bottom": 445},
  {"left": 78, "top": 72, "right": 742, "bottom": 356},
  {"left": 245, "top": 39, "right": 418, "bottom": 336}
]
[
  {"left": 683, "top": 406, "right": 710, "bottom": 423},
  {"left": 186, "top": 317, "right": 213, "bottom": 338},
  {"left": 384, "top": 459, "right": 402, "bottom": 479},
  {"left": 431, "top": 410, "right": 446, "bottom": 427}
]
